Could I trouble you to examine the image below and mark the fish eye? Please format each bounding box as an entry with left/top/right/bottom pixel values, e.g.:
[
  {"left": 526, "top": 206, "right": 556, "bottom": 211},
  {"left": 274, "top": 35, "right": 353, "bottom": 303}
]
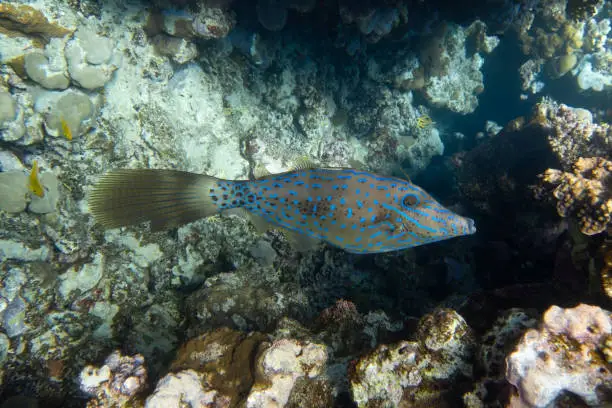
[{"left": 401, "top": 194, "right": 419, "bottom": 208}]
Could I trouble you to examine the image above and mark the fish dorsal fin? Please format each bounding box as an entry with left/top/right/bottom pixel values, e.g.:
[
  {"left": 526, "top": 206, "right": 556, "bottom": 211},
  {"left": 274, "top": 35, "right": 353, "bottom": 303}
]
[
  {"left": 398, "top": 166, "right": 412, "bottom": 183},
  {"left": 291, "top": 157, "right": 317, "bottom": 171},
  {"left": 284, "top": 229, "right": 321, "bottom": 252},
  {"left": 253, "top": 164, "right": 271, "bottom": 179}
]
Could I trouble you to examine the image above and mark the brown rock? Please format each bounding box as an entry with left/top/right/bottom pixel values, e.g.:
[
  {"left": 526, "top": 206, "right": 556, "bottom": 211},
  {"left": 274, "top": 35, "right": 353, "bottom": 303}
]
[{"left": 0, "top": 3, "right": 72, "bottom": 45}]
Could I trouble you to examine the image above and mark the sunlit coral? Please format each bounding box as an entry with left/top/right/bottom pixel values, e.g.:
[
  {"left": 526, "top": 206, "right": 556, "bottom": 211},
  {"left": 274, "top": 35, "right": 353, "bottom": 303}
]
[
  {"left": 540, "top": 157, "right": 612, "bottom": 235},
  {"left": 506, "top": 303, "right": 612, "bottom": 407}
]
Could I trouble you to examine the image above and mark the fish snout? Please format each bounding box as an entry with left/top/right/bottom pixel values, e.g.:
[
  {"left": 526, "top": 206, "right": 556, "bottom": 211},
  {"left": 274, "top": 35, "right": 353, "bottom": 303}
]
[{"left": 465, "top": 217, "right": 476, "bottom": 235}]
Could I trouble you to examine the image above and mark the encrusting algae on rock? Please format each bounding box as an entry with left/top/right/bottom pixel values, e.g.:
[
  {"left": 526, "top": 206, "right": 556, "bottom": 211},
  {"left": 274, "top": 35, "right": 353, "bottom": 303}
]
[
  {"left": 0, "top": 3, "right": 72, "bottom": 45},
  {"left": 89, "top": 165, "right": 476, "bottom": 254}
]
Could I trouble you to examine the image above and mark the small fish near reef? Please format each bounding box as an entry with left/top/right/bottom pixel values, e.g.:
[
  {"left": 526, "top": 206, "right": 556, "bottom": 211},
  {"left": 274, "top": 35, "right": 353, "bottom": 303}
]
[
  {"left": 59, "top": 116, "right": 73, "bottom": 141},
  {"left": 28, "top": 160, "right": 45, "bottom": 198},
  {"left": 89, "top": 166, "right": 476, "bottom": 254},
  {"left": 416, "top": 114, "right": 434, "bottom": 129}
]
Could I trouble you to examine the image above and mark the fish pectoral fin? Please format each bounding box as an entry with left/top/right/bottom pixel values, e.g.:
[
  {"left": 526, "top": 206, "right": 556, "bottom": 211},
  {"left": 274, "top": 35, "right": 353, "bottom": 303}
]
[
  {"left": 246, "top": 212, "right": 272, "bottom": 234},
  {"left": 283, "top": 229, "right": 321, "bottom": 252},
  {"left": 227, "top": 209, "right": 271, "bottom": 233},
  {"left": 253, "top": 164, "right": 271, "bottom": 179}
]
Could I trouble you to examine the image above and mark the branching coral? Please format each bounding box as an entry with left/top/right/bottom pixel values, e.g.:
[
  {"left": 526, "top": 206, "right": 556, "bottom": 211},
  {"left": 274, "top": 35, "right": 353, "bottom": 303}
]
[{"left": 540, "top": 157, "right": 612, "bottom": 235}]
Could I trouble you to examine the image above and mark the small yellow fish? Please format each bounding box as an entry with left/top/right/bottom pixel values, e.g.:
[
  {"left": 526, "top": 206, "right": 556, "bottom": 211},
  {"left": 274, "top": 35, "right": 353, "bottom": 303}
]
[
  {"left": 416, "top": 115, "right": 434, "bottom": 129},
  {"left": 28, "top": 160, "right": 45, "bottom": 198},
  {"left": 60, "top": 117, "right": 72, "bottom": 141}
]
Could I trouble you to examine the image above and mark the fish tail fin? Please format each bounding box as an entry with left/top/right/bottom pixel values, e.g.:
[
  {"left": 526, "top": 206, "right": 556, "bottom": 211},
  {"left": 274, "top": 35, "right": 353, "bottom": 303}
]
[{"left": 88, "top": 169, "right": 221, "bottom": 231}]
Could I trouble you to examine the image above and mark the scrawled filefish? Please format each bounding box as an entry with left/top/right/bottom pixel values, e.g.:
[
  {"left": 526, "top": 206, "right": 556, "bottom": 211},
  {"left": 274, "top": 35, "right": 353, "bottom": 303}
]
[{"left": 88, "top": 167, "right": 476, "bottom": 254}]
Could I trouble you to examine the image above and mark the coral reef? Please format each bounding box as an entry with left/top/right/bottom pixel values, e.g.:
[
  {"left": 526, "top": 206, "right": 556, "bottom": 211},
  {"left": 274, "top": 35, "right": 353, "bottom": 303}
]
[
  {"left": 421, "top": 22, "right": 498, "bottom": 114},
  {"left": 42, "top": 91, "right": 96, "bottom": 139},
  {"left": 80, "top": 351, "right": 147, "bottom": 407},
  {"left": 134, "top": 327, "right": 329, "bottom": 407},
  {"left": 23, "top": 49, "right": 70, "bottom": 90},
  {"left": 540, "top": 157, "right": 612, "bottom": 235},
  {"left": 534, "top": 98, "right": 611, "bottom": 169},
  {"left": 64, "top": 28, "right": 119, "bottom": 90},
  {"left": 0, "top": 3, "right": 72, "bottom": 45},
  {"left": 0, "top": 0, "right": 611, "bottom": 406},
  {"left": 0, "top": 171, "right": 29, "bottom": 212},
  {"left": 599, "top": 241, "right": 612, "bottom": 298},
  {"left": 160, "top": 6, "right": 235, "bottom": 39},
  {"left": 506, "top": 303, "right": 612, "bottom": 407},
  {"left": 257, "top": 0, "right": 316, "bottom": 32},
  {"left": 513, "top": 0, "right": 611, "bottom": 93},
  {"left": 349, "top": 308, "right": 474, "bottom": 407},
  {"left": 338, "top": 1, "right": 407, "bottom": 44}
]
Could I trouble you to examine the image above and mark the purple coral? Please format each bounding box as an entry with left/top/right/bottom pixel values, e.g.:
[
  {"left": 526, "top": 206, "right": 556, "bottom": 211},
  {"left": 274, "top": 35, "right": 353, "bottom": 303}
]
[{"left": 505, "top": 304, "right": 612, "bottom": 407}]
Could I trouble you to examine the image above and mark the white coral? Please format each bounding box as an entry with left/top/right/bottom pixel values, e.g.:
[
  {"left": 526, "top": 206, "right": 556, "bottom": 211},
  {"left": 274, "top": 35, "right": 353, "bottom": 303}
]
[{"left": 505, "top": 304, "right": 612, "bottom": 407}]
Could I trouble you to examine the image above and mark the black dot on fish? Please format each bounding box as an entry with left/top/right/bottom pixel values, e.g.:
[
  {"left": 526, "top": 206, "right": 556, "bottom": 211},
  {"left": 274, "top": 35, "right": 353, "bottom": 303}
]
[
  {"left": 212, "top": 196, "right": 218, "bottom": 202},
  {"left": 223, "top": 194, "right": 229, "bottom": 200},
  {"left": 247, "top": 195, "right": 255, "bottom": 203},
  {"left": 236, "top": 192, "right": 243, "bottom": 198},
  {"left": 209, "top": 189, "right": 215, "bottom": 193},
  {"left": 231, "top": 200, "right": 237, "bottom": 205}
]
